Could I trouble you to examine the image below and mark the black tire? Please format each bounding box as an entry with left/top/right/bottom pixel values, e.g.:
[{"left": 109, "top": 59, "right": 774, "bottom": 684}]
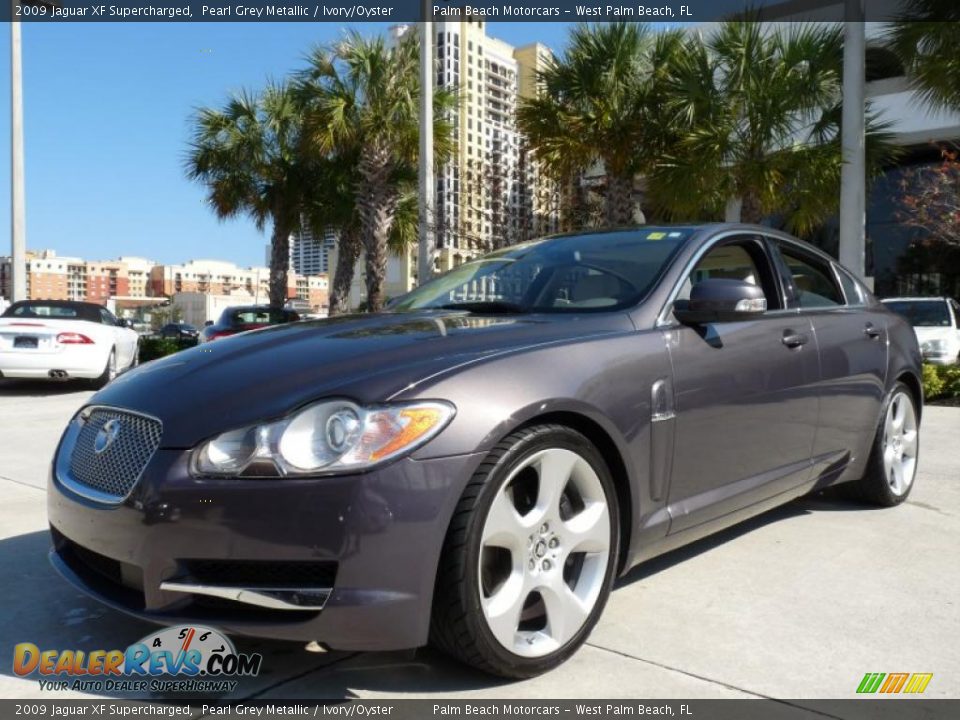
[
  {"left": 90, "top": 348, "right": 116, "bottom": 390},
  {"left": 839, "top": 381, "right": 919, "bottom": 506},
  {"left": 430, "top": 424, "right": 620, "bottom": 678}
]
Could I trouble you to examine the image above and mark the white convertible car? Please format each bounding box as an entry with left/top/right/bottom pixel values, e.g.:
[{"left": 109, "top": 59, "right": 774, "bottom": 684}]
[{"left": 0, "top": 300, "right": 139, "bottom": 387}]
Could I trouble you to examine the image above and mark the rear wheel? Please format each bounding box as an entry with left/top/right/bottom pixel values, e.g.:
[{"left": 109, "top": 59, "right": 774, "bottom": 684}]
[
  {"left": 90, "top": 348, "right": 117, "bottom": 390},
  {"left": 841, "top": 382, "right": 919, "bottom": 506},
  {"left": 431, "top": 425, "right": 619, "bottom": 678}
]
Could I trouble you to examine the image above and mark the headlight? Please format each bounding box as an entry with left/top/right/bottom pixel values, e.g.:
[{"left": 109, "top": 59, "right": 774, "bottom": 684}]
[
  {"left": 921, "top": 339, "right": 946, "bottom": 353},
  {"left": 191, "top": 400, "right": 455, "bottom": 477}
]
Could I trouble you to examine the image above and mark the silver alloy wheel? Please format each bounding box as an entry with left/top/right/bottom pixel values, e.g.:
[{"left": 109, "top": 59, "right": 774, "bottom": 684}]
[
  {"left": 478, "top": 447, "right": 611, "bottom": 657},
  {"left": 882, "top": 391, "right": 918, "bottom": 496},
  {"left": 107, "top": 351, "right": 118, "bottom": 381}
]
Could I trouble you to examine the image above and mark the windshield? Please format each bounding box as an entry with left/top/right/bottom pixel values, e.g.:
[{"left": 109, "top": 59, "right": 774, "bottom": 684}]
[
  {"left": 392, "top": 228, "right": 694, "bottom": 313},
  {"left": 884, "top": 300, "right": 951, "bottom": 327}
]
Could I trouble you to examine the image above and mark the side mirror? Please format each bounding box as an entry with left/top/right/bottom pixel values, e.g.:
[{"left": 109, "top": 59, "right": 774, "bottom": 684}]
[
  {"left": 204, "top": 320, "right": 214, "bottom": 327},
  {"left": 673, "top": 279, "right": 767, "bottom": 325},
  {"left": 118, "top": 318, "right": 132, "bottom": 328}
]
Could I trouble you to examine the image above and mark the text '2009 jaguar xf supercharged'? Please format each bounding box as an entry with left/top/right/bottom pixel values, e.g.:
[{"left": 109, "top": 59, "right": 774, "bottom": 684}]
[{"left": 47, "top": 225, "right": 922, "bottom": 678}]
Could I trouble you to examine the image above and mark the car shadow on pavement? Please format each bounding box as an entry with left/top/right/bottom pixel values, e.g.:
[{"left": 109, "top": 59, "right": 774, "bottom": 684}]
[
  {"left": 0, "top": 379, "right": 92, "bottom": 397},
  {"left": 616, "top": 492, "right": 872, "bottom": 588}
]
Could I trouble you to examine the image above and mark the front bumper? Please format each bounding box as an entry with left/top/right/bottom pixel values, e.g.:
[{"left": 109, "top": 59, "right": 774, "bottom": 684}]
[
  {"left": 48, "top": 432, "right": 483, "bottom": 651},
  {"left": 922, "top": 351, "right": 957, "bottom": 366}
]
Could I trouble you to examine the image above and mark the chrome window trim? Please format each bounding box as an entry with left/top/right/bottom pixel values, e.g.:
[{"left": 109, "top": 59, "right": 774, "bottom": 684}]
[
  {"left": 55, "top": 405, "right": 163, "bottom": 506},
  {"left": 655, "top": 229, "right": 789, "bottom": 328}
]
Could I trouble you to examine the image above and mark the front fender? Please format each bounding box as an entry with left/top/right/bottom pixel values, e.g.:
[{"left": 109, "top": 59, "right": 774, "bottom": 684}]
[{"left": 403, "top": 329, "right": 675, "bottom": 566}]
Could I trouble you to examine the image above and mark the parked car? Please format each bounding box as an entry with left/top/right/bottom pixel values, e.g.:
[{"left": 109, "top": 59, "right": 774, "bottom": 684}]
[
  {"left": 881, "top": 297, "right": 960, "bottom": 365},
  {"left": 48, "top": 225, "right": 921, "bottom": 678},
  {"left": 198, "top": 305, "right": 300, "bottom": 343},
  {"left": 0, "top": 300, "right": 139, "bottom": 387},
  {"left": 158, "top": 323, "right": 199, "bottom": 341}
]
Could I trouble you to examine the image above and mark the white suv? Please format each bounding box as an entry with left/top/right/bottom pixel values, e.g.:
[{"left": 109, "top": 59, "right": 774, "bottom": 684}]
[{"left": 882, "top": 297, "right": 960, "bottom": 365}]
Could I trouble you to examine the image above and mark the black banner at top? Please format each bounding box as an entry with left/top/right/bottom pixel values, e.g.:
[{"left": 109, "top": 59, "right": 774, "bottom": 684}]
[{"left": 2, "top": 0, "right": 952, "bottom": 24}]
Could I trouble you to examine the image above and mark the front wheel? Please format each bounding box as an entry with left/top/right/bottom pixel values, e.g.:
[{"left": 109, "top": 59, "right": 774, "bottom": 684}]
[
  {"left": 841, "top": 382, "right": 920, "bottom": 506},
  {"left": 431, "top": 425, "right": 619, "bottom": 678}
]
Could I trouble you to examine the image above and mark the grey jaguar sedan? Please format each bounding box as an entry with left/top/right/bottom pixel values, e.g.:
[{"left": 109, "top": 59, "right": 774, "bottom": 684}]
[{"left": 48, "top": 225, "right": 922, "bottom": 678}]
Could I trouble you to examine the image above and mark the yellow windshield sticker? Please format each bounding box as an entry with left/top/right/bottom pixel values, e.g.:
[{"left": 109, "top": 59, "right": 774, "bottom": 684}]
[{"left": 647, "top": 231, "right": 666, "bottom": 240}]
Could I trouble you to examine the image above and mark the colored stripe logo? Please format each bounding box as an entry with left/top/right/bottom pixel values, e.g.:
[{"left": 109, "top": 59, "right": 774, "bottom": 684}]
[{"left": 857, "top": 672, "right": 933, "bottom": 694}]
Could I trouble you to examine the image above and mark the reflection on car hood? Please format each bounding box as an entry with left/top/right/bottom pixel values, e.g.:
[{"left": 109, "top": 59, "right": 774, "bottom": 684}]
[{"left": 93, "top": 310, "right": 633, "bottom": 447}]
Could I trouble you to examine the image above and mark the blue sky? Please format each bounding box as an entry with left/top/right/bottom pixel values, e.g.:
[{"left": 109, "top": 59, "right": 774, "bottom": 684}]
[{"left": 0, "top": 22, "right": 574, "bottom": 268}]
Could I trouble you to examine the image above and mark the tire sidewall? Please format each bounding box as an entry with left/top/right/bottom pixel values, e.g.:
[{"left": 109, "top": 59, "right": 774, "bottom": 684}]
[
  {"left": 459, "top": 426, "right": 620, "bottom": 676},
  {"left": 870, "top": 381, "right": 920, "bottom": 505}
]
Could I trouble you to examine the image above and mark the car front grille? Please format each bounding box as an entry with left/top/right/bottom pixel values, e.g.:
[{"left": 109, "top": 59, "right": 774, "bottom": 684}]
[{"left": 66, "top": 407, "right": 163, "bottom": 502}]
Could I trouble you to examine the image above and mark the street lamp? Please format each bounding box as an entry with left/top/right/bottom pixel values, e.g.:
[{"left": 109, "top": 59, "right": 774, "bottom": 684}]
[
  {"left": 417, "top": 0, "right": 435, "bottom": 287},
  {"left": 838, "top": 0, "right": 867, "bottom": 281},
  {"left": 9, "top": 0, "right": 58, "bottom": 302}
]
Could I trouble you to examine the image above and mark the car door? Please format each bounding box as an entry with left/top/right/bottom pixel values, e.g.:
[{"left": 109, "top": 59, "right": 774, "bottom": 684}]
[
  {"left": 662, "top": 234, "right": 819, "bottom": 534},
  {"left": 771, "top": 241, "right": 888, "bottom": 486},
  {"left": 99, "top": 307, "right": 134, "bottom": 368}
]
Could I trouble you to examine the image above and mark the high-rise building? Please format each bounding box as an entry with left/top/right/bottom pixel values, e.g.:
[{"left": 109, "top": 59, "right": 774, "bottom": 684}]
[
  {"left": 391, "top": 21, "right": 560, "bottom": 271},
  {"left": 291, "top": 226, "right": 337, "bottom": 276},
  {"left": 337, "top": 22, "right": 562, "bottom": 310}
]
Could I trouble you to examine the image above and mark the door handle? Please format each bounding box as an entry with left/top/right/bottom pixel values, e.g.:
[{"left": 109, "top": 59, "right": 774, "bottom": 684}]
[
  {"left": 864, "top": 323, "right": 881, "bottom": 340},
  {"left": 782, "top": 330, "right": 809, "bottom": 349}
]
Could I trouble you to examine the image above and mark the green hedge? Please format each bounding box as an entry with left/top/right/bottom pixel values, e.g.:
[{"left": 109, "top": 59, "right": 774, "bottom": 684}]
[
  {"left": 922, "top": 363, "right": 960, "bottom": 401},
  {"left": 139, "top": 337, "right": 197, "bottom": 363}
]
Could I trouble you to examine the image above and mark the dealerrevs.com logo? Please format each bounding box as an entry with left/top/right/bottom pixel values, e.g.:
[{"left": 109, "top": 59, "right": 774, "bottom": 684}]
[{"left": 13, "top": 625, "right": 262, "bottom": 693}]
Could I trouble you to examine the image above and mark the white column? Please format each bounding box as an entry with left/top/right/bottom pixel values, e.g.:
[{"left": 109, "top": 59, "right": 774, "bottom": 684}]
[
  {"left": 838, "top": 0, "right": 866, "bottom": 278},
  {"left": 11, "top": 5, "right": 27, "bottom": 301},
  {"left": 417, "top": 7, "right": 435, "bottom": 287}
]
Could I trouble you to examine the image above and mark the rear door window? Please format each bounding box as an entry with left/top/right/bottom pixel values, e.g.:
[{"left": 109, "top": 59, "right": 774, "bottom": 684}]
[
  {"left": 776, "top": 245, "right": 844, "bottom": 309},
  {"left": 834, "top": 266, "right": 867, "bottom": 307}
]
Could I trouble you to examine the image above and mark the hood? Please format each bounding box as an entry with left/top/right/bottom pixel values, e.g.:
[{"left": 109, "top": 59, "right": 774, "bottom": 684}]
[
  {"left": 912, "top": 326, "right": 952, "bottom": 344},
  {"left": 93, "top": 310, "right": 634, "bottom": 447}
]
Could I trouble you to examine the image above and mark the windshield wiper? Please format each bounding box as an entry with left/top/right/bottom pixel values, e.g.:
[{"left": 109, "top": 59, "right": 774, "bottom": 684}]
[{"left": 436, "top": 301, "right": 528, "bottom": 314}]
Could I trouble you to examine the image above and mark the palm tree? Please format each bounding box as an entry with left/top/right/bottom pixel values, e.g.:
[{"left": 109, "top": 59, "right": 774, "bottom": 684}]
[
  {"left": 297, "top": 32, "right": 455, "bottom": 312},
  {"left": 305, "top": 160, "right": 419, "bottom": 316},
  {"left": 301, "top": 155, "right": 361, "bottom": 316},
  {"left": 650, "top": 21, "right": 896, "bottom": 236},
  {"left": 888, "top": 0, "right": 960, "bottom": 114},
  {"left": 518, "top": 23, "right": 685, "bottom": 228},
  {"left": 186, "top": 82, "right": 311, "bottom": 308}
]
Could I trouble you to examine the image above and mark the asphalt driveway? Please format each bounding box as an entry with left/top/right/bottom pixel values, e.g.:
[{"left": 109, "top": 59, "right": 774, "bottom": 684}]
[{"left": 1, "top": 378, "right": 957, "bottom": 701}]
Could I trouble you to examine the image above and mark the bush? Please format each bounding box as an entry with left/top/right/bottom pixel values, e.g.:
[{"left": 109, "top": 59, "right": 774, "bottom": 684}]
[
  {"left": 922, "top": 364, "right": 944, "bottom": 399},
  {"left": 139, "top": 337, "right": 189, "bottom": 363},
  {"left": 941, "top": 365, "right": 960, "bottom": 398},
  {"left": 921, "top": 363, "right": 960, "bottom": 400}
]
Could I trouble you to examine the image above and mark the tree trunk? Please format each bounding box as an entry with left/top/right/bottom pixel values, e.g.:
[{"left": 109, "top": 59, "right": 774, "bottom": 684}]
[
  {"left": 356, "top": 145, "right": 399, "bottom": 313},
  {"left": 268, "top": 219, "right": 292, "bottom": 309},
  {"left": 605, "top": 172, "right": 635, "bottom": 227},
  {"left": 562, "top": 173, "right": 587, "bottom": 232},
  {"left": 328, "top": 227, "right": 361, "bottom": 317},
  {"left": 740, "top": 191, "right": 764, "bottom": 224},
  {"left": 725, "top": 197, "right": 743, "bottom": 222}
]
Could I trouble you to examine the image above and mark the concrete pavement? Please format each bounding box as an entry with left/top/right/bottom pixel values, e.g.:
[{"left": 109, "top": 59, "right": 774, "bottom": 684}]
[{"left": 1, "top": 379, "right": 957, "bottom": 702}]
